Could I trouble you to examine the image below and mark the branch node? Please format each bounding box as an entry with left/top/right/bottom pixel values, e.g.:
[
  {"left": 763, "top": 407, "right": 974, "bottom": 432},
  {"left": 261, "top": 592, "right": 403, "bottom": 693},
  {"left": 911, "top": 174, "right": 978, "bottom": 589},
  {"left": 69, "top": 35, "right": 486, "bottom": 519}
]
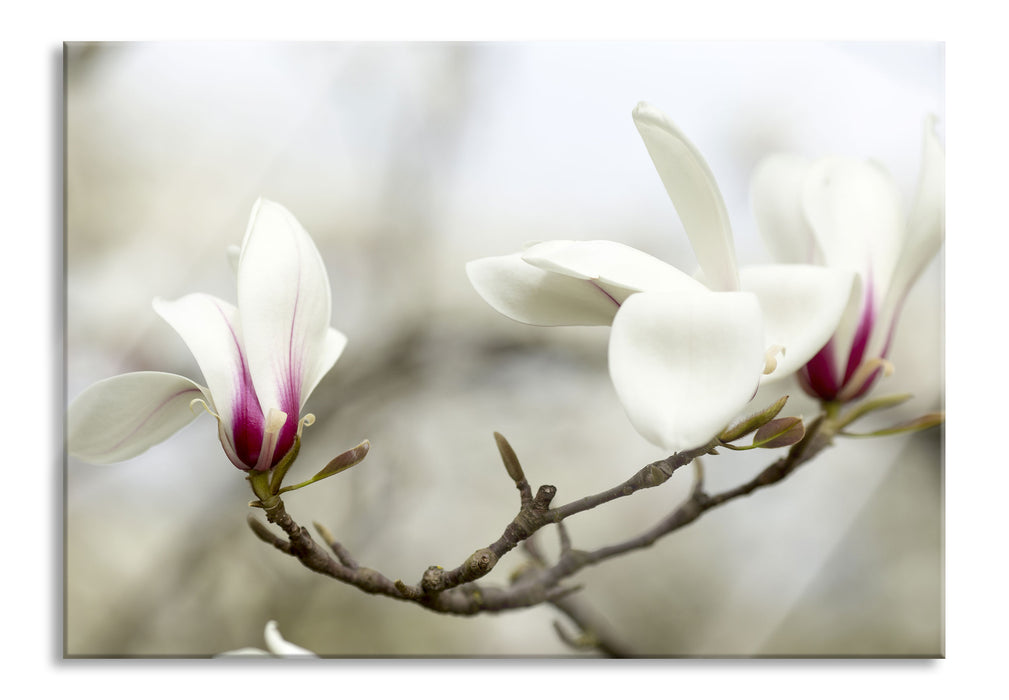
[
  {"left": 464, "top": 548, "right": 498, "bottom": 578},
  {"left": 637, "top": 460, "right": 674, "bottom": 489},
  {"left": 421, "top": 565, "right": 446, "bottom": 593},
  {"left": 532, "top": 484, "right": 557, "bottom": 511}
]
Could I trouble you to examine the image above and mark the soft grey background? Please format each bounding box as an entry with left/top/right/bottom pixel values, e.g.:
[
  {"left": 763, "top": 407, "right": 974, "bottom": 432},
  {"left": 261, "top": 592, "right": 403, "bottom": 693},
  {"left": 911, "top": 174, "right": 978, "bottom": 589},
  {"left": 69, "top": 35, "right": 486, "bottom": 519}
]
[{"left": 65, "top": 42, "right": 943, "bottom": 657}]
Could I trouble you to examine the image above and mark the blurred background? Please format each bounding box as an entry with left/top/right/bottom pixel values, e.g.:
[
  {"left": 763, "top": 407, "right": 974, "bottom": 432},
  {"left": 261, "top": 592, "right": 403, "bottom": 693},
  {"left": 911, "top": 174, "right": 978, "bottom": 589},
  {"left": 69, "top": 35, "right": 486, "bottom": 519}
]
[{"left": 65, "top": 42, "right": 943, "bottom": 657}]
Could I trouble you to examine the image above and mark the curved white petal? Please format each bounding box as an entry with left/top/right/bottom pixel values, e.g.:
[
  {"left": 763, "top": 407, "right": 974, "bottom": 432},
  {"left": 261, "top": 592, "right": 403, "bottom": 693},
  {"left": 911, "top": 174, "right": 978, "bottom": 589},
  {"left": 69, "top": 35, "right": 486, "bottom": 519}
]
[
  {"left": 466, "top": 252, "right": 620, "bottom": 326},
  {"left": 301, "top": 326, "right": 348, "bottom": 404},
  {"left": 903, "top": 116, "right": 945, "bottom": 280},
  {"left": 751, "top": 154, "right": 823, "bottom": 265},
  {"left": 68, "top": 371, "right": 206, "bottom": 464},
  {"left": 740, "top": 265, "right": 855, "bottom": 381},
  {"left": 522, "top": 240, "right": 708, "bottom": 297},
  {"left": 801, "top": 157, "right": 905, "bottom": 309},
  {"left": 217, "top": 648, "right": 272, "bottom": 656},
  {"left": 609, "top": 290, "right": 765, "bottom": 452},
  {"left": 153, "top": 293, "right": 261, "bottom": 466},
  {"left": 871, "top": 116, "right": 945, "bottom": 360},
  {"left": 237, "top": 199, "right": 333, "bottom": 418},
  {"left": 262, "top": 620, "right": 316, "bottom": 657},
  {"left": 632, "top": 102, "right": 740, "bottom": 292}
]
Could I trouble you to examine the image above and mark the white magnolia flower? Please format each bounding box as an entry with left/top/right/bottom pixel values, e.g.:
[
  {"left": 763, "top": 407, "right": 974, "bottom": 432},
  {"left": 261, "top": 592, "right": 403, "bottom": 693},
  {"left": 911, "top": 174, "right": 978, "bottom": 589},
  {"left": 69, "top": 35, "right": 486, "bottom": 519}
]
[
  {"left": 467, "top": 103, "right": 853, "bottom": 452},
  {"left": 219, "top": 620, "right": 317, "bottom": 657},
  {"left": 751, "top": 117, "right": 945, "bottom": 402},
  {"left": 68, "top": 199, "right": 347, "bottom": 471}
]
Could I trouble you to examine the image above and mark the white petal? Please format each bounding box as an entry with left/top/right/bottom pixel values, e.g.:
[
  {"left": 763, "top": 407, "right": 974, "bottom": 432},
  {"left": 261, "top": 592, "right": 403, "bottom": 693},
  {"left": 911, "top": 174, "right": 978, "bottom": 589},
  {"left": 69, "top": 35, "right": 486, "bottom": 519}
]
[
  {"left": 217, "top": 647, "right": 272, "bottom": 657},
  {"left": 237, "top": 199, "right": 334, "bottom": 416},
  {"left": 522, "top": 240, "right": 708, "bottom": 297},
  {"left": 263, "top": 621, "right": 316, "bottom": 657},
  {"left": 871, "top": 116, "right": 945, "bottom": 359},
  {"left": 466, "top": 252, "right": 620, "bottom": 326},
  {"left": 903, "top": 116, "right": 945, "bottom": 278},
  {"left": 153, "top": 293, "right": 258, "bottom": 460},
  {"left": 68, "top": 371, "right": 206, "bottom": 464},
  {"left": 740, "top": 265, "right": 855, "bottom": 381},
  {"left": 801, "top": 157, "right": 905, "bottom": 310},
  {"left": 632, "top": 102, "right": 740, "bottom": 292},
  {"left": 751, "top": 154, "right": 823, "bottom": 264},
  {"left": 609, "top": 290, "right": 765, "bottom": 452},
  {"left": 301, "top": 327, "right": 348, "bottom": 404}
]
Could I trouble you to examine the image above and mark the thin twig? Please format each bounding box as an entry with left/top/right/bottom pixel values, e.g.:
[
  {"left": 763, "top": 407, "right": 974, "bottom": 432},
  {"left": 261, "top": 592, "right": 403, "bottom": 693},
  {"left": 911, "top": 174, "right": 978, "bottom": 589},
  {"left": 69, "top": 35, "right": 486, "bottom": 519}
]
[
  {"left": 314, "top": 521, "right": 359, "bottom": 568},
  {"left": 550, "top": 595, "right": 634, "bottom": 658}
]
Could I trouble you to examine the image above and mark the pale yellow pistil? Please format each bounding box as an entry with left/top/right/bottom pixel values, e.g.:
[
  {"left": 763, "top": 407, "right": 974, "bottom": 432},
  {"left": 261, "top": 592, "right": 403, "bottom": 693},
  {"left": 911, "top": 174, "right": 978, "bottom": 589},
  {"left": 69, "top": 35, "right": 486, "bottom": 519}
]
[
  {"left": 253, "top": 408, "right": 289, "bottom": 472},
  {"left": 763, "top": 345, "right": 786, "bottom": 375},
  {"left": 837, "top": 358, "right": 895, "bottom": 402}
]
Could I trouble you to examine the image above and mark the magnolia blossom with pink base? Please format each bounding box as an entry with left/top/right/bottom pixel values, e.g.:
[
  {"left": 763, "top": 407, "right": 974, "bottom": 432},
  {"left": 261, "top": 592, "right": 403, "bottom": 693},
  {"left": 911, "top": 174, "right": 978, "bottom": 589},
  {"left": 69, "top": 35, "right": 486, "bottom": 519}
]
[
  {"left": 467, "top": 103, "right": 855, "bottom": 453},
  {"left": 68, "top": 199, "right": 347, "bottom": 471},
  {"left": 751, "top": 118, "right": 945, "bottom": 403}
]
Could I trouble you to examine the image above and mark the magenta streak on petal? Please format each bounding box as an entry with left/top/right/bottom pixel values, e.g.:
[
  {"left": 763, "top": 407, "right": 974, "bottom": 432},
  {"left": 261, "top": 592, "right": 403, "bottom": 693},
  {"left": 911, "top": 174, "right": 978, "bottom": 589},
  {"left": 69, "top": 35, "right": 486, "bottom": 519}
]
[
  {"left": 213, "top": 301, "right": 265, "bottom": 470},
  {"left": 796, "top": 367, "right": 818, "bottom": 398},
  {"left": 842, "top": 295, "right": 905, "bottom": 403},
  {"left": 266, "top": 230, "right": 306, "bottom": 470},
  {"left": 589, "top": 280, "right": 621, "bottom": 308},
  {"left": 841, "top": 274, "right": 876, "bottom": 386},
  {"left": 845, "top": 268, "right": 925, "bottom": 403},
  {"left": 96, "top": 386, "right": 203, "bottom": 458},
  {"left": 799, "top": 338, "right": 841, "bottom": 400}
]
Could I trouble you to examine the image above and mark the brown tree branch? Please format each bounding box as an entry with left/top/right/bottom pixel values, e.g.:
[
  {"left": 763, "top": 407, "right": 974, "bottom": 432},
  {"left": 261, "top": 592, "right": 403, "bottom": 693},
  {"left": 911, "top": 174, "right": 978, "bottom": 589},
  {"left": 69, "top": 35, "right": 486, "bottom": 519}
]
[
  {"left": 506, "top": 415, "right": 834, "bottom": 591},
  {"left": 247, "top": 411, "right": 838, "bottom": 618}
]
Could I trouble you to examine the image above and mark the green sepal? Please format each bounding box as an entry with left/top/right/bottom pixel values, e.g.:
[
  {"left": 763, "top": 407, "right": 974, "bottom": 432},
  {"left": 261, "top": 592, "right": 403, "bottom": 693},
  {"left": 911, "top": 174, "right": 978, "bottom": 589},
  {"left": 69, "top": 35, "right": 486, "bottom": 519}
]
[
  {"left": 718, "top": 395, "right": 789, "bottom": 443},
  {"left": 268, "top": 436, "right": 302, "bottom": 495},
  {"left": 840, "top": 412, "right": 944, "bottom": 438},
  {"left": 246, "top": 469, "right": 277, "bottom": 509},
  {"left": 751, "top": 416, "right": 805, "bottom": 448},
  {"left": 836, "top": 393, "right": 914, "bottom": 430},
  {"left": 276, "top": 439, "right": 371, "bottom": 495}
]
